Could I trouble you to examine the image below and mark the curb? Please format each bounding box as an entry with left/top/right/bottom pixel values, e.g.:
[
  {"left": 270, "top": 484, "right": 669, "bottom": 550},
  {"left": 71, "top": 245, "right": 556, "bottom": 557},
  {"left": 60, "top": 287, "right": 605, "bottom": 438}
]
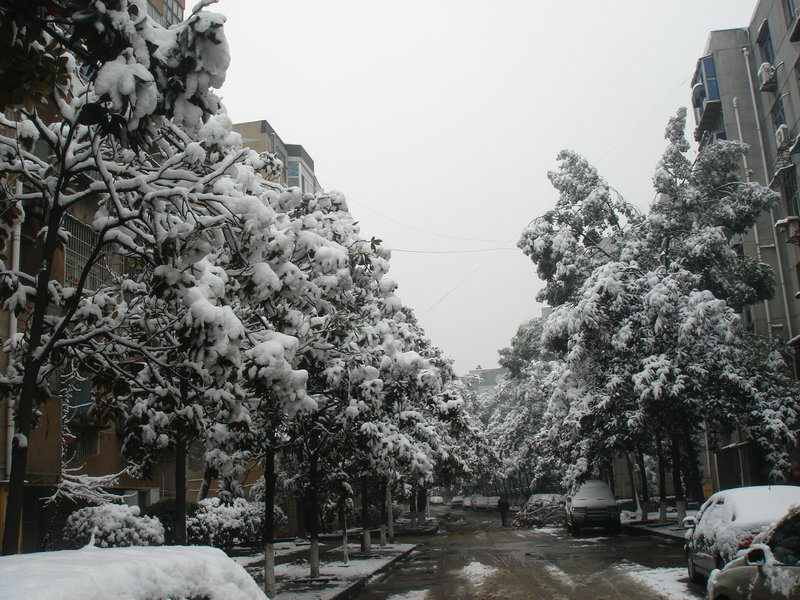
[
  {"left": 622, "top": 522, "right": 685, "bottom": 544},
  {"left": 329, "top": 544, "right": 418, "bottom": 600}
]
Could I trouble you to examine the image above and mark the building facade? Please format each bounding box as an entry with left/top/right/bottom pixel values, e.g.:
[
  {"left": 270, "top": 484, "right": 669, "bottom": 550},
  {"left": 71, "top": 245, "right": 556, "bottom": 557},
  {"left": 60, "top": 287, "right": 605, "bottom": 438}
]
[
  {"left": 691, "top": 0, "right": 800, "bottom": 491},
  {"left": 142, "top": 0, "right": 185, "bottom": 27},
  {"left": 231, "top": 119, "right": 322, "bottom": 195}
]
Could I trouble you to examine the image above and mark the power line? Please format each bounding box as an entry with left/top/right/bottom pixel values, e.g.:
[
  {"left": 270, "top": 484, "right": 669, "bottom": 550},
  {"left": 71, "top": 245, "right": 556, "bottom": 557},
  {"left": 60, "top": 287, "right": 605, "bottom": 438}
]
[
  {"left": 389, "top": 246, "right": 517, "bottom": 254},
  {"left": 594, "top": 76, "right": 690, "bottom": 165},
  {"left": 347, "top": 196, "right": 510, "bottom": 243},
  {"left": 420, "top": 240, "right": 517, "bottom": 316}
]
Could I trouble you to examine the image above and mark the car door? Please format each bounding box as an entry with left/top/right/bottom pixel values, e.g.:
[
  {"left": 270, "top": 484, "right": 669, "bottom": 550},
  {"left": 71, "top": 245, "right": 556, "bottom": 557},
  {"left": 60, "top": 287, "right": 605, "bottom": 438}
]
[
  {"left": 694, "top": 498, "right": 725, "bottom": 574},
  {"left": 744, "top": 514, "right": 800, "bottom": 599}
]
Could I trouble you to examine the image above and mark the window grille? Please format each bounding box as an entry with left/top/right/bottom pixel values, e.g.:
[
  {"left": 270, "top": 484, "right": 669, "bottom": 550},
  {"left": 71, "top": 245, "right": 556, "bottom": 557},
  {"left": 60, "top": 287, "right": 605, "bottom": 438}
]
[{"left": 64, "top": 214, "right": 124, "bottom": 291}]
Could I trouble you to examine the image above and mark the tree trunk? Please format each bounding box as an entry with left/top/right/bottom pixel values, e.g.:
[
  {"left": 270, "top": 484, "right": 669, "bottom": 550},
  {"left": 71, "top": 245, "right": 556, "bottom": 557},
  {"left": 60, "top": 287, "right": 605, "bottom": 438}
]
[
  {"left": 360, "top": 477, "right": 371, "bottom": 555},
  {"left": 411, "top": 486, "right": 418, "bottom": 528},
  {"left": 196, "top": 465, "right": 215, "bottom": 502},
  {"left": 339, "top": 504, "right": 349, "bottom": 564},
  {"left": 386, "top": 482, "right": 394, "bottom": 543},
  {"left": 671, "top": 434, "right": 686, "bottom": 522},
  {"left": 379, "top": 478, "right": 387, "bottom": 546},
  {"left": 656, "top": 435, "right": 668, "bottom": 522},
  {"left": 684, "top": 435, "right": 704, "bottom": 502},
  {"left": 175, "top": 432, "right": 187, "bottom": 545},
  {"left": 2, "top": 207, "right": 64, "bottom": 555},
  {"left": 263, "top": 449, "right": 277, "bottom": 598},
  {"left": 636, "top": 446, "right": 649, "bottom": 505},
  {"left": 417, "top": 486, "right": 427, "bottom": 521},
  {"left": 625, "top": 452, "right": 642, "bottom": 521},
  {"left": 308, "top": 450, "right": 320, "bottom": 578}
]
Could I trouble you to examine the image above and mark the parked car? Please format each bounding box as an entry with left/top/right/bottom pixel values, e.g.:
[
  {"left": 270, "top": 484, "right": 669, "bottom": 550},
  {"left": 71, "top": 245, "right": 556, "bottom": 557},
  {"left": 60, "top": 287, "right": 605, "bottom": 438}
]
[
  {"left": 684, "top": 485, "right": 800, "bottom": 582},
  {"left": 451, "top": 495, "right": 464, "bottom": 508},
  {"left": 471, "top": 495, "right": 501, "bottom": 511},
  {"left": 463, "top": 496, "right": 472, "bottom": 508},
  {"left": 0, "top": 544, "right": 266, "bottom": 600},
  {"left": 564, "top": 480, "right": 620, "bottom": 535},
  {"left": 707, "top": 506, "right": 800, "bottom": 599},
  {"left": 429, "top": 495, "right": 445, "bottom": 505}
]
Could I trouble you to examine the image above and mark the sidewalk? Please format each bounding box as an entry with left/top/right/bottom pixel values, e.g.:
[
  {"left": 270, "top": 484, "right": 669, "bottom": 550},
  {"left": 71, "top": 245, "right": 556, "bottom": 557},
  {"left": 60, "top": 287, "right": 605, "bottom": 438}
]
[
  {"left": 235, "top": 542, "right": 416, "bottom": 600},
  {"left": 621, "top": 510, "right": 695, "bottom": 543}
]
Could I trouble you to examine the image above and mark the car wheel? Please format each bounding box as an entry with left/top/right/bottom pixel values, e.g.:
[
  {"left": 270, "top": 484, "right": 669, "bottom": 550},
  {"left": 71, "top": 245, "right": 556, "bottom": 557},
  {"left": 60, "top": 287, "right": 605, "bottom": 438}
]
[{"left": 687, "top": 550, "right": 703, "bottom": 583}]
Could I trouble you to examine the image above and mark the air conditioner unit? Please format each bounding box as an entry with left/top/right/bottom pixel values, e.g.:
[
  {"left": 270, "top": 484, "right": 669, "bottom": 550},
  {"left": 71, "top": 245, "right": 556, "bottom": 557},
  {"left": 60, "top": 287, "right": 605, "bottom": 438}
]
[
  {"left": 758, "top": 62, "right": 778, "bottom": 91},
  {"left": 776, "top": 124, "right": 791, "bottom": 150}
]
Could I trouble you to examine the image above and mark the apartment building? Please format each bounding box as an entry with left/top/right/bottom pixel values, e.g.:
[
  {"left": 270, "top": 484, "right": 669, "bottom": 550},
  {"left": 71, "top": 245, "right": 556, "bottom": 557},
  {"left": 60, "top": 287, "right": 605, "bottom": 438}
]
[
  {"left": 691, "top": 0, "right": 800, "bottom": 491},
  {"left": 232, "top": 119, "right": 322, "bottom": 195},
  {"left": 142, "top": 0, "right": 185, "bottom": 27}
]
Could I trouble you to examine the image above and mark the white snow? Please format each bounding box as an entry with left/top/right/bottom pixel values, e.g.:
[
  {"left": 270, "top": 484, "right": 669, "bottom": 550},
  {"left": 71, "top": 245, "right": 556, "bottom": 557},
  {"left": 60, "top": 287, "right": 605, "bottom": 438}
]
[
  {"left": 0, "top": 545, "right": 267, "bottom": 600},
  {"left": 387, "top": 592, "right": 429, "bottom": 600},
  {"left": 460, "top": 561, "right": 498, "bottom": 586},
  {"left": 617, "top": 563, "right": 697, "bottom": 600}
]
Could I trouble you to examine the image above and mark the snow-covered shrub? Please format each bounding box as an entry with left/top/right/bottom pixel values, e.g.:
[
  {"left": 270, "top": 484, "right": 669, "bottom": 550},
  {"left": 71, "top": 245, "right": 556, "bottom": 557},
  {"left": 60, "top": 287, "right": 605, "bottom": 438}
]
[
  {"left": 187, "top": 497, "right": 286, "bottom": 547},
  {"left": 64, "top": 503, "right": 165, "bottom": 548},
  {"left": 513, "top": 495, "right": 565, "bottom": 528},
  {"left": 141, "top": 498, "right": 198, "bottom": 545}
]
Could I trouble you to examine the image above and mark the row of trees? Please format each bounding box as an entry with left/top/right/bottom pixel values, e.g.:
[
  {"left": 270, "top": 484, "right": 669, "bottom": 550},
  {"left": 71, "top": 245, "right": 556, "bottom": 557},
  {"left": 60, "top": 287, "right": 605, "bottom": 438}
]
[
  {"left": 0, "top": 1, "right": 478, "bottom": 594},
  {"left": 480, "top": 109, "right": 799, "bottom": 518}
]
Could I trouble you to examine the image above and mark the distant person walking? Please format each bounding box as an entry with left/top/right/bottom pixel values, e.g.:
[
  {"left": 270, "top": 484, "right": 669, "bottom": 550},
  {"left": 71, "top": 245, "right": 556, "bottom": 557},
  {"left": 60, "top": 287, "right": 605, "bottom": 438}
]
[{"left": 498, "top": 496, "right": 510, "bottom": 526}]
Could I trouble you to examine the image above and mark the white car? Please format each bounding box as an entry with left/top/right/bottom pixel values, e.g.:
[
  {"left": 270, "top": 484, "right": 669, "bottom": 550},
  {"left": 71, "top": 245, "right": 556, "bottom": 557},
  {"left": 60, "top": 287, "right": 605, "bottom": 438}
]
[
  {"left": 429, "top": 495, "right": 445, "bottom": 505},
  {"left": 0, "top": 545, "right": 266, "bottom": 600},
  {"left": 684, "top": 485, "right": 800, "bottom": 582},
  {"left": 564, "top": 480, "right": 620, "bottom": 535},
  {"left": 451, "top": 495, "right": 464, "bottom": 508}
]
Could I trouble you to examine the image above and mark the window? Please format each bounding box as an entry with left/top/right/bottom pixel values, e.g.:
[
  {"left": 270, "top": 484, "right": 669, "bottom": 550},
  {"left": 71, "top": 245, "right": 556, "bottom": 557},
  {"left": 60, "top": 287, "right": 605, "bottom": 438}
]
[
  {"left": 64, "top": 214, "right": 124, "bottom": 292},
  {"left": 781, "top": 165, "right": 800, "bottom": 216},
  {"left": 771, "top": 97, "right": 787, "bottom": 130},
  {"left": 757, "top": 22, "right": 775, "bottom": 65}
]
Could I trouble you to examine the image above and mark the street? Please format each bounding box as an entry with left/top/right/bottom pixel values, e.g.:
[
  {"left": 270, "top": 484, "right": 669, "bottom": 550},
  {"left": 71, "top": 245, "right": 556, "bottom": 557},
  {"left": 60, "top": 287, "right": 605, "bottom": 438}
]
[{"left": 352, "top": 508, "right": 706, "bottom": 600}]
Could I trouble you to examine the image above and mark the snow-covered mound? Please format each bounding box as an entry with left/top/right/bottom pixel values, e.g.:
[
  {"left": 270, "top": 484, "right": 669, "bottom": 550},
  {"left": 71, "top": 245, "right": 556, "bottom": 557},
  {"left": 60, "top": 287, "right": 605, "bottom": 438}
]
[{"left": 0, "top": 545, "right": 268, "bottom": 600}]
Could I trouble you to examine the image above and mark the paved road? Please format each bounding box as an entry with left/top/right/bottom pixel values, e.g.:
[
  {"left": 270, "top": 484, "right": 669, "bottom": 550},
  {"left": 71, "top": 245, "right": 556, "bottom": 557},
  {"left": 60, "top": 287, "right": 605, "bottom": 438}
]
[{"left": 351, "top": 508, "right": 706, "bottom": 600}]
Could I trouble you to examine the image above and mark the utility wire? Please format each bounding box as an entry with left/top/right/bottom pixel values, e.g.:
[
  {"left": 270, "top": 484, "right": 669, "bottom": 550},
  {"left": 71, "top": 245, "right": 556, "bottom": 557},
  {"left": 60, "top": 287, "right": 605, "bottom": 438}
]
[
  {"left": 347, "top": 195, "right": 509, "bottom": 243},
  {"left": 594, "top": 76, "right": 691, "bottom": 165},
  {"left": 389, "top": 246, "right": 516, "bottom": 254},
  {"left": 420, "top": 240, "right": 517, "bottom": 316}
]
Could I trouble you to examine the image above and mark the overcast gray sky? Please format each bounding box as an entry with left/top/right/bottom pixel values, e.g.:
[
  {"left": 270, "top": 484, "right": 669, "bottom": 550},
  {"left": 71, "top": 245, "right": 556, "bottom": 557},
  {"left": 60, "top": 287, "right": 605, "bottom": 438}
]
[{"left": 218, "top": 1, "right": 757, "bottom": 374}]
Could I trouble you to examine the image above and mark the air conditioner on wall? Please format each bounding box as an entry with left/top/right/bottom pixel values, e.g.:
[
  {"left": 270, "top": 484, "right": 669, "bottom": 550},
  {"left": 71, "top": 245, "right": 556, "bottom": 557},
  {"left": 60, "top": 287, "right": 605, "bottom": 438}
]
[
  {"left": 758, "top": 62, "right": 777, "bottom": 91},
  {"left": 776, "top": 124, "right": 791, "bottom": 150}
]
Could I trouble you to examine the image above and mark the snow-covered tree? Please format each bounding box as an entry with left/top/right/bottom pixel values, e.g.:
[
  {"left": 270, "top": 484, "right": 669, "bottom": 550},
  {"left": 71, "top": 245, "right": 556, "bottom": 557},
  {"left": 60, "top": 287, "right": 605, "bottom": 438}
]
[{"left": 0, "top": 0, "right": 236, "bottom": 554}]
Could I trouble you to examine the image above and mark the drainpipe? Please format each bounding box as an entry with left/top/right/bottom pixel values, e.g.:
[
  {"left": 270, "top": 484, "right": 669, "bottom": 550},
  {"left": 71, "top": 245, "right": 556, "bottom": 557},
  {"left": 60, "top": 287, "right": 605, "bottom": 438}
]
[
  {"left": 742, "top": 47, "right": 794, "bottom": 339},
  {"left": 5, "top": 180, "right": 21, "bottom": 480},
  {"left": 733, "top": 96, "right": 774, "bottom": 338}
]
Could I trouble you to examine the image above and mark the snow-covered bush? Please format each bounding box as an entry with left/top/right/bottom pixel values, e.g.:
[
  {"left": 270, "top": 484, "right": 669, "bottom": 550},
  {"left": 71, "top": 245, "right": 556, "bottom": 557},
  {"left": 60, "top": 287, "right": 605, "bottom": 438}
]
[
  {"left": 64, "top": 504, "right": 165, "bottom": 548},
  {"left": 513, "top": 495, "right": 565, "bottom": 528},
  {"left": 187, "top": 497, "right": 286, "bottom": 547}
]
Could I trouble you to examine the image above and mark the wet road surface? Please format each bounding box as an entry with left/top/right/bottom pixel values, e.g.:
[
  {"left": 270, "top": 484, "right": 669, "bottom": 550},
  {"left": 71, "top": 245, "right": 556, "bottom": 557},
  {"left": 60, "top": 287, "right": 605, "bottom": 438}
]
[{"left": 351, "top": 508, "right": 706, "bottom": 600}]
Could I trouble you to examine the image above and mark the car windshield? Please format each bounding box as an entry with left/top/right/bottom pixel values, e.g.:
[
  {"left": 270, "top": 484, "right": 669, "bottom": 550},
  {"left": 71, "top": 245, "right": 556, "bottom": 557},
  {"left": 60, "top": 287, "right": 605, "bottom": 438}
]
[
  {"left": 770, "top": 513, "right": 800, "bottom": 565},
  {"left": 574, "top": 482, "right": 614, "bottom": 501}
]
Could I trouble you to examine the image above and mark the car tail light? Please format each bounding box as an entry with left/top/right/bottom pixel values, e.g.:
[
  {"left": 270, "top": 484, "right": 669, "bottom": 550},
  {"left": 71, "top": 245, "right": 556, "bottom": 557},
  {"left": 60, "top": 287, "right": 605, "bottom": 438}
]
[{"left": 738, "top": 535, "right": 753, "bottom": 550}]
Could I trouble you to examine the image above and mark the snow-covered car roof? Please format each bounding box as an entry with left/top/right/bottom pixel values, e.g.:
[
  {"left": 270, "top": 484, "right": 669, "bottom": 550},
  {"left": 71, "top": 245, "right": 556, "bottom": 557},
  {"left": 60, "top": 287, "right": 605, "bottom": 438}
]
[
  {"left": 0, "top": 545, "right": 267, "bottom": 600},
  {"left": 703, "top": 485, "right": 800, "bottom": 529}
]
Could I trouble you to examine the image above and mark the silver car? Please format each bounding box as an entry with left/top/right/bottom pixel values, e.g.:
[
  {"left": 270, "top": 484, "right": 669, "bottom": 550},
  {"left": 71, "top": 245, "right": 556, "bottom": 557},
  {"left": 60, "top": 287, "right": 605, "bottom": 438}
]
[
  {"left": 684, "top": 485, "right": 800, "bottom": 582},
  {"left": 707, "top": 506, "right": 800, "bottom": 599},
  {"left": 564, "top": 480, "right": 620, "bottom": 535}
]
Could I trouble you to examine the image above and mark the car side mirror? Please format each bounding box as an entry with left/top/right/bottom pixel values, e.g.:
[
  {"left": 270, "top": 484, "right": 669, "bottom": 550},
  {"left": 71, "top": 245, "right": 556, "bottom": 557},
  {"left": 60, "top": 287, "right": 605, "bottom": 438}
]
[
  {"left": 682, "top": 516, "right": 697, "bottom": 529},
  {"left": 746, "top": 547, "right": 766, "bottom": 566}
]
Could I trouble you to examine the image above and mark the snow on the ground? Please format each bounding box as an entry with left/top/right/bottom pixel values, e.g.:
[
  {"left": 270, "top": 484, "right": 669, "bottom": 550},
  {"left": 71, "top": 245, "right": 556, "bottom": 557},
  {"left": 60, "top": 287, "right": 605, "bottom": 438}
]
[
  {"left": 263, "top": 543, "right": 415, "bottom": 600},
  {"left": 618, "top": 563, "right": 697, "bottom": 600},
  {"left": 0, "top": 545, "right": 267, "bottom": 600},
  {"left": 386, "top": 591, "right": 429, "bottom": 600},
  {"left": 542, "top": 563, "right": 577, "bottom": 587},
  {"left": 460, "top": 561, "right": 498, "bottom": 586},
  {"left": 231, "top": 540, "right": 319, "bottom": 567}
]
